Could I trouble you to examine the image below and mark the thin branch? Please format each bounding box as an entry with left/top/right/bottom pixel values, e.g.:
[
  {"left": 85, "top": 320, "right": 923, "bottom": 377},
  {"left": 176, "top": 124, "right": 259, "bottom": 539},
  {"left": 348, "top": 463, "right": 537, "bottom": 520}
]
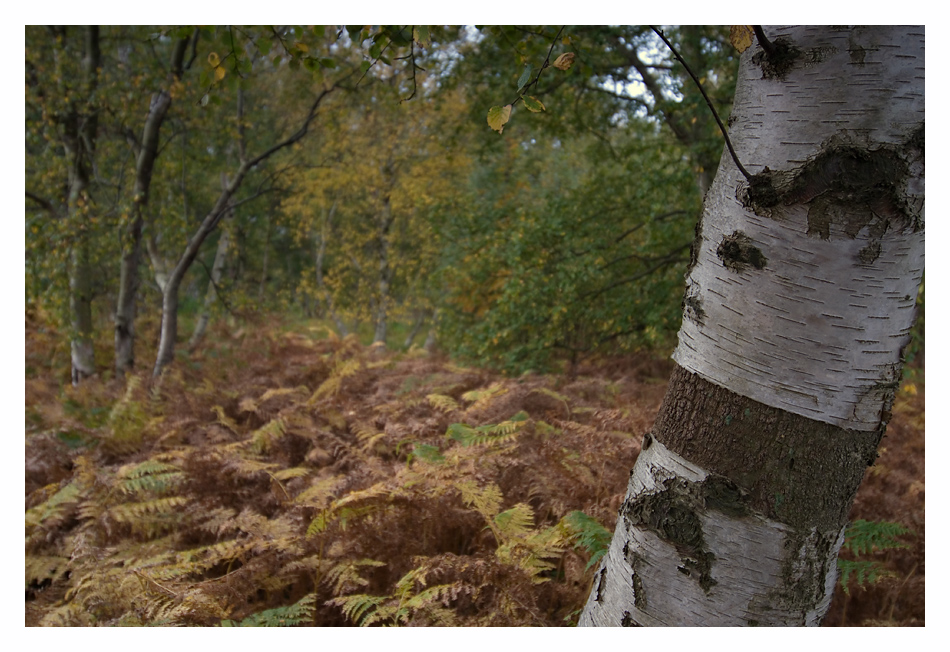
[
  {"left": 651, "top": 26, "right": 752, "bottom": 181},
  {"left": 752, "top": 26, "right": 776, "bottom": 58},
  {"left": 26, "top": 190, "right": 60, "bottom": 217},
  {"left": 194, "top": 254, "right": 238, "bottom": 318}
]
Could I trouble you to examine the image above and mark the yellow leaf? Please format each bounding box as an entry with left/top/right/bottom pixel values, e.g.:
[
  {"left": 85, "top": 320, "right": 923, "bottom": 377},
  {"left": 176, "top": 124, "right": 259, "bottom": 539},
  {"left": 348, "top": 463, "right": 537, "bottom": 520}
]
[
  {"left": 207, "top": 52, "right": 220, "bottom": 67},
  {"left": 487, "top": 104, "right": 512, "bottom": 133},
  {"left": 522, "top": 96, "right": 545, "bottom": 113},
  {"left": 552, "top": 52, "right": 575, "bottom": 71},
  {"left": 214, "top": 65, "right": 226, "bottom": 82},
  {"left": 730, "top": 26, "right": 754, "bottom": 54}
]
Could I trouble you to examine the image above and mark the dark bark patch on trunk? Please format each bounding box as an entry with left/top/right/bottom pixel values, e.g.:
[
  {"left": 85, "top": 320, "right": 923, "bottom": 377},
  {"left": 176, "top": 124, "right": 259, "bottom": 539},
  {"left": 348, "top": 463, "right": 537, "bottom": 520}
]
[
  {"left": 682, "top": 284, "right": 706, "bottom": 326},
  {"left": 620, "top": 611, "right": 639, "bottom": 626},
  {"left": 652, "top": 365, "right": 883, "bottom": 533},
  {"left": 751, "top": 38, "right": 802, "bottom": 80},
  {"left": 594, "top": 566, "right": 607, "bottom": 602},
  {"left": 740, "top": 130, "right": 924, "bottom": 263},
  {"left": 631, "top": 572, "right": 646, "bottom": 610},
  {"left": 717, "top": 231, "right": 768, "bottom": 272},
  {"left": 621, "top": 474, "right": 718, "bottom": 594}
]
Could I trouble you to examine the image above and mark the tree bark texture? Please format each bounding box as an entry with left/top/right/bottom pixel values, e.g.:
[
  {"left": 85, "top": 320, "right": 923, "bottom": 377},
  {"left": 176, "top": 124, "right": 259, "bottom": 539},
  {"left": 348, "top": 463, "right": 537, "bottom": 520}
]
[
  {"left": 580, "top": 25, "right": 924, "bottom": 627},
  {"left": 63, "top": 26, "right": 100, "bottom": 385},
  {"left": 115, "top": 34, "right": 191, "bottom": 377}
]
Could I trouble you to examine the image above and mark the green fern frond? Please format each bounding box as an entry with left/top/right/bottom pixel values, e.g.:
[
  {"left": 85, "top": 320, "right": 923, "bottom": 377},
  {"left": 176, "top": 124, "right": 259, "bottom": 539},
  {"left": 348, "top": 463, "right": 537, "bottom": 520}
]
[
  {"left": 841, "top": 519, "right": 912, "bottom": 557},
  {"left": 327, "top": 593, "right": 386, "bottom": 626},
  {"left": 560, "top": 510, "right": 612, "bottom": 570},
  {"left": 224, "top": 593, "right": 317, "bottom": 627},
  {"left": 446, "top": 421, "right": 523, "bottom": 448},
  {"left": 409, "top": 443, "right": 445, "bottom": 465},
  {"left": 837, "top": 559, "right": 892, "bottom": 595}
]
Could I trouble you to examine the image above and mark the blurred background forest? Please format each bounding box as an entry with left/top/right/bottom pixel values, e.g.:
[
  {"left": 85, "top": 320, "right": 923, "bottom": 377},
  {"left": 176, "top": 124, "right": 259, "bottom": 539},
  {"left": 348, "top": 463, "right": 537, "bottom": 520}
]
[
  {"left": 25, "top": 26, "right": 924, "bottom": 627},
  {"left": 26, "top": 25, "right": 740, "bottom": 376}
]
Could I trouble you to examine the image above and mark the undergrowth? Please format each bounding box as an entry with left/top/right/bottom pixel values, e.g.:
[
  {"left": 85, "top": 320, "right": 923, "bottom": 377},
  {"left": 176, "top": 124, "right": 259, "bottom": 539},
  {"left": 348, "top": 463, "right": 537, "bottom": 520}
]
[
  {"left": 25, "top": 315, "right": 660, "bottom": 626},
  {"left": 24, "top": 312, "right": 924, "bottom": 626}
]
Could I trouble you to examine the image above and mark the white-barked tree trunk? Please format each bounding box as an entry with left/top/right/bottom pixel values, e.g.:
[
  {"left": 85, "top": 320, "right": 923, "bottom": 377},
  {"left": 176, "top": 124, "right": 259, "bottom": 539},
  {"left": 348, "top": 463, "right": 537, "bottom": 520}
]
[{"left": 580, "top": 25, "right": 924, "bottom": 627}]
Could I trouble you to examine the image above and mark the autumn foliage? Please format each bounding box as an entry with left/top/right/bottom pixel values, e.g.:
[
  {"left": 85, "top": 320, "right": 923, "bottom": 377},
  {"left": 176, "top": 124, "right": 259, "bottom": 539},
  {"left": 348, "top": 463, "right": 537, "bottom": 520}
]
[{"left": 25, "top": 310, "right": 923, "bottom": 626}]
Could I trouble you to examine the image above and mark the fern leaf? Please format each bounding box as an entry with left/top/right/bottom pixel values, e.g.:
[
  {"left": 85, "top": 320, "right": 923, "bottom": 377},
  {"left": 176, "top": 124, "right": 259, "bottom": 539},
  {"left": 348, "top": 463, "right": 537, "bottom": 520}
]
[
  {"left": 326, "top": 593, "right": 386, "bottom": 626},
  {"left": 426, "top": 393, "right": 459, "bottom": 413},
  {"left": 272, "top": 467, "right": 309, "bottom": 482},
  {"left": 560, "top": 510, "right": 612, "bottom": 570},
  {"left": 230, "top": 593, "right": 317, "bottom": 626},
  {"left": 461, "top": 382, "right": 507, "bottom": 410},
  {"left": 309, "top": 358, "right": 362, "bottom": 403},
  {"left": 842, "top": 519, "right": 912, "bottom": 556},
  {"left": 494, "top": 503, "right": 535, "bottom": 541},
  {"left": 251, "top": 418, "right": 285, "bottom": 454},
  {"left": 211, "top": 405, "right": 239, "bottom": 434},
  {"left": 456, "top": 480, "right": 503, "bottom": 522}
]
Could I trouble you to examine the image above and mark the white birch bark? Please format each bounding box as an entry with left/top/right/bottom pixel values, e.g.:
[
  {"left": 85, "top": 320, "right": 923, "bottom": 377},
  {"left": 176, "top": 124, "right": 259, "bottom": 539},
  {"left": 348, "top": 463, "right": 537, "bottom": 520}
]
[
  {"left": 579, "top": 439, "right": 842, "bottom": 626},
  {"left": 582, "top": 25, "right": 924, "bottom": 627},
  {"left": 674, "top": 26, "right": 924, "bottom": 431}
]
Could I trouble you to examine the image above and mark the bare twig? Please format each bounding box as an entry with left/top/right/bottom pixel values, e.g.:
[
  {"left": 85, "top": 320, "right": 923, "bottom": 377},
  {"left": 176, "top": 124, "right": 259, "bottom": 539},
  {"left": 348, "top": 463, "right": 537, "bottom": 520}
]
[{"left": 651, "top": 26, "right": 752, "bottom": 181}]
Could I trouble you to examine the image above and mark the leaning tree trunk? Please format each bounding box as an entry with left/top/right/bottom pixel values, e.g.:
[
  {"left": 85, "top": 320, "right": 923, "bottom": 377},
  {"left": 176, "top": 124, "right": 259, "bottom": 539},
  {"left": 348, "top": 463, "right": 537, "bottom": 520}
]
[
  {"left": 189, "top": 177, "right": 233, "bottom": 351},
  {"left": 580, "top": 25, "right": 924, "bottom": 627}
]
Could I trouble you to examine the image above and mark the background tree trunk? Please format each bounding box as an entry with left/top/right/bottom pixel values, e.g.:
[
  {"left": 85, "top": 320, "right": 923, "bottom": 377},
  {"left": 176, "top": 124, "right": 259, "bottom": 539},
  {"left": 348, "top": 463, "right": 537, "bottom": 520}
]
[
  {"left": 114, "top": 32, "right": 193, "bottom": 377},
  {"left": 188, "top": 174, "right": 233, "bottom": 351},
  {"left": 63, "top": 26, "right": 100, "bottom": 385},
  {"left": 580, "top": 25, "right": 924, "bottom": 627}
]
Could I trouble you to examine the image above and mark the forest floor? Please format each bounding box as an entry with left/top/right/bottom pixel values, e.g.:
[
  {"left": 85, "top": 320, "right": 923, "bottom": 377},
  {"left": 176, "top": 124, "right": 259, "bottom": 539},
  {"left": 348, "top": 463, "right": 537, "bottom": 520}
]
[{"left": 25, "top": 311, "right": 924, "bottom": 626}]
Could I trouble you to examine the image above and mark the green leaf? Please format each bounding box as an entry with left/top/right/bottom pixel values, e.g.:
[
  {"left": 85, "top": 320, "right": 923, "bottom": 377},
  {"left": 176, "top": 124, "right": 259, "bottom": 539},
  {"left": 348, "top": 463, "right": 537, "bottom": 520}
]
[
  {"left": 360, "top": 60, "right": 372, "bottom": 74},
  {"left": 257, "top": 37, "right": 272, "bottom": 56},
  {"left": 313, "top": 25, "right": 326, "bottom": 39},
  {"left": 320, "top": 58, "right": 337, "bottom": 69},
  {"left": 517, "top": 64, "right": 532, "bottom": 91},
  {"left": 523, "top": 96, "right": 545, "bottom": 113},
  {"left": 413, "top": 26, "right": 431, "bottom": 48},
  {"left": 487, "top": 105, "right": 512, "bottom": 133}
]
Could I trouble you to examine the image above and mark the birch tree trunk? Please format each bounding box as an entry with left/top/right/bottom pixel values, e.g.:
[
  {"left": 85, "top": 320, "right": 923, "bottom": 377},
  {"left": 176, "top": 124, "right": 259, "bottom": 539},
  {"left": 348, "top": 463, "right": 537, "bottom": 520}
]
[
  {"left": 580, "top": 25, "right": 924, "bottom": 627},
  {"left": 188, "top": 178, "right": 232, "bottom": 351},
  {"left": 372, "top": 162, "right": 397, "bottom": 346},
  {"left": 315, "top": 200, "right": 349, "bottom": 336},
  {"left": 114, "top": 32, "right": 194, "bottom": 377},
  {"left": 63, "top": 26, "right": 100, "bottom": 385},
  {"left": 152, "top": 85, "right": 337, "bottom": 377}
]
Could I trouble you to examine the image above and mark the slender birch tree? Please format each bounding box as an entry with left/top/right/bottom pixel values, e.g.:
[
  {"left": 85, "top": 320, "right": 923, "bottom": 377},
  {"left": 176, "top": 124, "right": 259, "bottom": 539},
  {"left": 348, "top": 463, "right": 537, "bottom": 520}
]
[{"left": 579, "top": 25, "right": 924, "bottom": 627}]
